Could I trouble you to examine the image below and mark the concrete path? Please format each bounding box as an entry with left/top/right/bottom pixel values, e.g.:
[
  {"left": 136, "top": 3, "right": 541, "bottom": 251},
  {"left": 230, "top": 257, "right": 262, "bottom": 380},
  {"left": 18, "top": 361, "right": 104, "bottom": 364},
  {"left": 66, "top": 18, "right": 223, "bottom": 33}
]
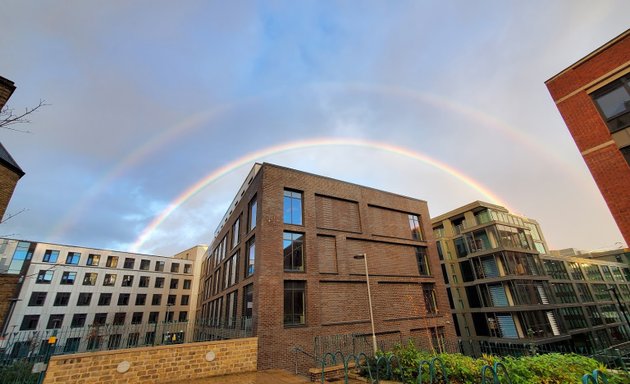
[{"left": 172, "top": 370, "right": 311, "bottom": 384}]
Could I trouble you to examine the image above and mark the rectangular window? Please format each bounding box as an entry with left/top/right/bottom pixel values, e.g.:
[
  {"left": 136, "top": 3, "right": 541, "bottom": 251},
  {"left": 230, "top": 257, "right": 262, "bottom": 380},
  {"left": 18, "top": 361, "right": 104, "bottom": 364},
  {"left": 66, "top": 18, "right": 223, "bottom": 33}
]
[
  {"left": 42, "top": 250, "right": 59, "bottom": 263},
  {"left": 77, "top": 292, "right": 92, "bottom": 306},
  {"left": 243, "top": 284, "right": 253, "bottom": 318},
  {"left": 140, "top": 259, "right": 150, "bottom": 270},
  {"left": 284, "top": 281, "right": 305, "bottom": 326},
  {"left": 60, "top": 272, "right": 76, "bottom": 285},
  {"left": 183, "top": 279, "right": 191, "bottom": 289},
  {"left": 98, "top": 293, "right": 112, "bottom": 306},
  {"left": 103, "top": 274, "right": 116, "bottom": 286},
  {"left": 155, "top": 277, "right": 165, "bottom": 288},
  {"left": 106, "top": 256, "right": 118, "bottom": 268},
  {"left": 283, "top": 190, "right": 303, "bottom": 225},
  {"left": 226, "top": 291, "right": 237, "bottom": 327},
  {"left": 71, "top": 314, "right": 87, "bottom": 328},
  {"left": 36, "top": 270, "right": 54, "bottom": 284},
  {"left": 568, "top": 262, "right": 584, "bottom": 280},
  {"left": 93, "top": 313, "right": 107, "bottom": 326},
  {"left": 179, "top": 311, "right": 188, "bottom": 322},
  {"left": 135, "top": 276, "right": 148, "bottom": 289},
  {"left": 86, "top": 254, "right": 100, "bottom": 266},
  {"left": 144, "top": 331, "right": 156, "bottom": 345},
  {"left": 123, "top": 258, "right": 135, "bottom": 269},
  {"left": 181, "top": 295, "right": 189, "bottom": 305},
  {"left": 28, "top": 292, "right": 47, "bottom": 306},
  {"left": 171, "top": 263, "right": 179, "bottom": 273},
  {"left": 127, "top": 333, "right": 139, "bottom": 347},
  {"left": 152, "top": 294, "right": 162, "bottom": 306},
  {"left": 64, "top": 337, "right": 81, "bottom": 353},
  {"left": 131, "top": 312, "right": 143, "bottom": 324},
  {"left": 592, "top": 75, "right": 630, "bottom": 133},
  {"left": 122, "top": 275, "right": 134, "bottom": 287},
  {"left": 248, "top": 196, "right": 257, "bottom": 231},
  {"left": 108, "top": 334, "right": 122, "bottom": 350},
  {"left": 423, "top": 284, "right": 438, "bottom": 314},
  {"left": 155, "top": 261, "right": 165, "bottom": 272},
  {"left": 601, "top": 265, "right": 614, "bottom": 281},
  {"left": 47, "top": 314, "right": 64, "bottom": 329},
  {"left": 20, "top": 315, "right": 39, "bottom": 330},
  {"left": 65, "top": 252, "right": 81, "bottom": 265},
  {"left": 167, "top": 294, "right": 176, "bottom": 306},
  {"left": 83, "top": 272, "right": 97, "bottom": 286},
  {"left": 408, "top": 214, "right": 423, "bottom": 240},
  {"left": 170, "top": 278, "right": 179, "bottom": 289},
  {"left": 416, "top": 247, "right": 431, "bottom": 276},
  {"left": 53, "top": 292, "right": 71, "bottom": 306},
  {"left": 232, "top": 217, "right": 240, "bottom": 248},
  {"left": 117, "top": 293, "right": 130, "bottom": 306},
  {"left": 135, "top": 294, "right": 147, "bottom": 306},
  {"left": 184, "top": 264, "right": 192, "bottom": 274},
  {"left": 283, "top": 232, "right": 304, "bottom": 272},
  {"left": 148, "top": 312, "right": 159, "bottom": 324},
  {"left": 246, "top": 237, "right": 255, "bottom": 277},
  {"left": 113, "top": 312, "right": 126, "bottom": 325}
]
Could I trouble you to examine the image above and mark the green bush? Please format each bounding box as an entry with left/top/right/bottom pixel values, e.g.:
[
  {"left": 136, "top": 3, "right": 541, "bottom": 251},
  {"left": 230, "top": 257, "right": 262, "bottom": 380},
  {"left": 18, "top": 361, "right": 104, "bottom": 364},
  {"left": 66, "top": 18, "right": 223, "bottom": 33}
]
[{"left": 361, "top": 342, "right": 630, "bottom": 384}]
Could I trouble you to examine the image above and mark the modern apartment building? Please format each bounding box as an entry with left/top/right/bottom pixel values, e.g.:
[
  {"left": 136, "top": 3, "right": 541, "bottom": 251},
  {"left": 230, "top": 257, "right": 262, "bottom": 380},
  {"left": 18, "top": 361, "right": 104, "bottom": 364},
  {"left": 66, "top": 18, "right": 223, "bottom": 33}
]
[
  {"left": 0, "top": 238, "right": 206, "bottom": 356},
  {"left": 545, "top": 29, "right": 630, "bottom": 245},
  {"left": 198, "top": 163, "right": 454, "bottom": 371},
  {"left": 432, "top": 201, "right": 630, "bottom": 354}
]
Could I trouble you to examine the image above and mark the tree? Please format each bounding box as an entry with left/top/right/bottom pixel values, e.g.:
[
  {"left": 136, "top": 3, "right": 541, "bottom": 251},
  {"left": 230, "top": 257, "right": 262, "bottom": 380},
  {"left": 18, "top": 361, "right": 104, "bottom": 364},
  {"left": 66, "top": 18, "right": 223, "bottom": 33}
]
[{"left": 0, "top": 100, "right": 46, "bottom": 132}]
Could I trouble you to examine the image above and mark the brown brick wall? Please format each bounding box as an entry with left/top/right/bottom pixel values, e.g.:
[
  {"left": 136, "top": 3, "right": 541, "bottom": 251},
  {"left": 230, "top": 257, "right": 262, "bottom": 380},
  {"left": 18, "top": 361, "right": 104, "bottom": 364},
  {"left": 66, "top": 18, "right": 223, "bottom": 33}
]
[
  {"left": 545, "top": 31, "right": 630, "bottom": 245},
  {"left": 0, "top": 273, "right": 20, "bottom": 331},
  {"left": 43, "top": 337, "right": 257, "bottom": 384},
  {"left": 0, "top": 164, "right": 20, "bottom": 220}
]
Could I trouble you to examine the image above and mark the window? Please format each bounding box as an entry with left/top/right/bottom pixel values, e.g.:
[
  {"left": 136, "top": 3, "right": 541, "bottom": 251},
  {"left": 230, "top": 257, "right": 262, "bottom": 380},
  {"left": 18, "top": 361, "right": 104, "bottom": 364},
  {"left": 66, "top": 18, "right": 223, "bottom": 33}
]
[
  {"left": 225, "top": 253, "right": 239, "bottom": 288},
  {"left": 167, "top": 294, "right": 176, "bottom": 306},
  {"left": 171, "top": 263, "right": 180, "bottom": 273},
  {"left": 416, "top": 247, "right": 431, "bottom": 276},
  {"left": 155, "top": 277, "right": 165, "bottom": 288},
  {"left": 553, "top": 283, "right": 579, "bottom": 303},
  {"left": 113, "top": 312, "right": 126, "bottom": 325},
  {"left": 145, "top": 331, "right": 156, "bottom": 345},
  {"left": 181, "top": 295, "right": 189, "bottom": 305},
  {"left": 127, "top": 333, "right": 139, "bottom": 347},
  {"left": 584, "top": 264, "right": 603, "bottom": 281},
  {"left": 284, "top": 281, "right": 305, "bottom": 325},
  {"left": 165, "top": 311, "right": 174, "bottom": 322},
  {"left": 232, "top": 217, "right": 240, "bottom": 248},
  {"left": 77, "top": 292, "right": 92, "bottom": 306},
  {"left": 283, "top": 190, "right": 303, "bottom": 225},
  {"left": 248, "top": 196, "right": 257, "bottom": 231},
  {"left": 140, "top": 259, "right": 150, "bottom": 270},
  {"left": 408, "top": 214, "right": 423, "bottom": 240},
  {"left": 152, "top": 294, "right": 162, "bottom": 306},
  {"left": 246, "top": 237, "right": 255, "bottom": 277},
  {"left": 86, "top": 254, "right": 100, "bottom": 266},
  {"left": 183, "top": 279, "right": 191, "bottom": 289},
  {"left": 117, "top": 293, "right": 130, "bottom": 306},
  {"left": 184, "top": 264, "right": 192, "bottom": 274},
  {"left": 179, "top": 311, "right": 188, "bottom": 322},
  {"left": 106, "top": 256, "right": 118, "bottom": 268},
  {"left": 243, "top": 284, "right": 254, "bottom": 318},
  {"left": 28, "top": 292, "right": 47, "bottom": 306},
  {"left": 592, "top": 284, "right": 612, "bottom": 301},
  {"left": 108, "top": 334, "right": 122, "bottom": 349},
  {"left": 123, "top": 258, "right": 135, "bottom": 269},
  {"left": 46, "top": 314, "right": 64, "bottom": 329},
  {"left": 135, "top": 294, "right": 147, "bottom": 306},
  {"left": 98, "top": 293, "right": 112, "bottom": 306},
  {"left": 283, "top": 232, "right": 304, "bottom": 272},
  {"left": 170, "top": 278, "right": 179, "bottom": 289},
  {"left": 83, "top": 272, "right": 98, "bottom": 286},
  {"left": 36, "top": 270, "right": 54, "bottom": 284},
  {"left": 423, "top": 284, "right": 438, "bottom": 315},
  {"left": 139, "top": 276, "right": 150, "bottom": 287},
  {"left": 226, "top": 291, "right": 238, "bottom": 327},
  {"left": 71, "top": 313, "right": 87, "bottom": 328},
  {"left": 592, "top": 75, "right": 630, "bottom": 133},
  {"left": 42, "top": 249, "right": 59, "bottom": 263},
  {"left": 93, "top": 313, "right": 107, "bottom": 326},
  {"left": 103, "top": 274, "right": 116, "bottom": 286},
  {"left": 20, "top": 315, "right": 39, "bottom": 330},
  {"left": 131, "top": 312, "right": 143, "bottom": 324},
  {"left": 543, "top": 260, "right": 569, "bottom": 280},
  {"left": 155, "top": 261, "right": 165, "bottom": 272},
  {"left": 60, "top": 272, "right": 77, "bottom": 285},
  {"left": 576, "top": 284, "right": 593, "bottom": 302},
  {"left": 65, "top": 252, "right": 81, "bottom": 265},
  {"left": 64, "top": 337, "right": 81, "bottom": 353},
  {"left": 122, "top": 275, "right": 134, "bottom": 287},
  {"left": 601, "top": 265, "right": 614, "bottom": 281},
  {"left": 568, "top": 262, "right": 584, "bottom": 280},
  {"left": 53, "top": 292, "right": 71, "bottom": 306},
  {"left": 148, "top": 312, "right": 159, "bottom": 324}
]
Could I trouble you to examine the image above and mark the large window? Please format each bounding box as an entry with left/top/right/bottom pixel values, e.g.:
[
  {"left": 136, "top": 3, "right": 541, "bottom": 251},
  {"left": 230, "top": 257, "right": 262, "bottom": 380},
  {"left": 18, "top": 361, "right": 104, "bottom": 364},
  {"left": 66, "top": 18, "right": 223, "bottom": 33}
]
[
  {"left": 232, "top": 217, "right": 240, "bottom": 248},
  {"left": 28, "top": 292, "right": 47, "bottom": 306},
  {"left": 283, "top": 232, "right": 304, "bottom": 272},
  {"left": 103, "top": 274, "right": 117, "bottom": 286},
  {"left": 86, "top": 254, "right": 100, "bottom": 266},
  {"left": 140, "top": 259, "right": 150, "bottom": 270},
  {"left": 60, "top": 272, "right": 76, "bottom": 285},
  {"left": 71, "top": 314, "right": 87, "bottom": 328},
  {"left": 65, "top": 252, "right": 81, "bottom": 265},
  {"left": 284, "top": 281, "right": 305, "bottom": 326},
  {"left": 36, "top": 270, "right": 54, "bottom": 284},
  {"left": 155, "top": 261, "right": 165, "bottom": 272},
  {"left": 136, "top": 294, "right": 147, "bottom": 306},
  {"left": 53, "top": 292, "right": 71, "bottom": 306},
  {"left": 83, "top": 272, "right": 97, "bottom": 286},
  {"left": 592, "top": 75, "right": 630, "bottom": 133},
  {"left": 106, "top": 256, "right": 118, "bottom": 268},
  {"left": 408, "top": 214, "right": 423, "bottom": 240},
  {"left": 543, "top": 260, "right": 569, "bottom": 280},
  {"left": 20, "top": 315, "right": 39, "bottom": 330},
  {"left": 248, "top": 196, "right": 257, "bottom": 231},
  {"left": 98, "top": 293, "right": 112, "bottom": 306},
  {"left": 123, "top": 258, "right": 135, "bottom": 269},
  {"left": 423, "top": 284, "right": 438, "bottom": 315},
  {"left": 46, "top": 314, "right": 64, "bottom": 329},
  {"left": 122, "top": 275, "right": 134, "bottom": 287},
  {"left": 42, "top": 250, "right": 59, "bottom": 263},
  {"left": 139, "top": 276, "right": 150, "bottom": 287},
  {"left": 416, "top": 247, "right": 430, "bottom": 276},
  {"left": 117, "top": 293, "right": 130, "bottom": 306},
  {"left": 243, "top": 284, "right": 254, "bottom": 319},
  {"left": 283, "top": 190, "right": 303, "bottom": 225},
  {"left": 246, "top": 237, "right": 255, "bottom": 277},
  {"left": 225, "top": 253, "right": 239, "bottom": 288},
  {"left": 77, "top": 293, "right": 92, "bottom": 306}
]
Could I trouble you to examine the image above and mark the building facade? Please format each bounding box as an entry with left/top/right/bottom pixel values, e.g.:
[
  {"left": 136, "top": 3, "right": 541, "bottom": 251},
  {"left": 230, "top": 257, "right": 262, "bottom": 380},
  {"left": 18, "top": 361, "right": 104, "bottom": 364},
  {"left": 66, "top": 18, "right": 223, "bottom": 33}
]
[
  {"left": 198, "top": 163, "right": 454, "bottom": 371},
  {"left": 0, "top": 238, "right": 206, "bottom": 357},
  {"left": 545, "top": 29, "right": 630, "bottom": 245},
  {"left": 432, "top": 201, "right": 630, "bottom": 355}
]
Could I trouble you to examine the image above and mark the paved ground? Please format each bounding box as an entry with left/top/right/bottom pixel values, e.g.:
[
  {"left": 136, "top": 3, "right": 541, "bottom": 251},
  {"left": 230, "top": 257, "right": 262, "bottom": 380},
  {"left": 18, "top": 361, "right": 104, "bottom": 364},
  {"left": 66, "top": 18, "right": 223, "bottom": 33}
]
[{"left": 171, "top": 369, "right": 367, "bottom": 383}]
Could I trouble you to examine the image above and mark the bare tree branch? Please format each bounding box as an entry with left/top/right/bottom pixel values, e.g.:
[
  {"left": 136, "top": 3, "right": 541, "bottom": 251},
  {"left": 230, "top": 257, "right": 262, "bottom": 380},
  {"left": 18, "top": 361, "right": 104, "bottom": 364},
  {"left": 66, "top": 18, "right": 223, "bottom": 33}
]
[
  {"left": 1, "top": 208, "right": 26, "bottom": 224},
  {"left": 0, "top": 100, "right": 47, "bottom": 132}
]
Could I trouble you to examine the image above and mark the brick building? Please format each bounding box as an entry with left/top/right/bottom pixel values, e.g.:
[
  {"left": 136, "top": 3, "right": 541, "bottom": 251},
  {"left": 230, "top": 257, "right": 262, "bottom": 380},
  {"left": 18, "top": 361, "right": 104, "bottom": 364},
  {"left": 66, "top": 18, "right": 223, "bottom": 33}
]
[
  {"left": 545, "top": 29, "right": 630, "bottom": 245},
  {"left": 198, "top": 163, "right": 454, "bottom": 371}
]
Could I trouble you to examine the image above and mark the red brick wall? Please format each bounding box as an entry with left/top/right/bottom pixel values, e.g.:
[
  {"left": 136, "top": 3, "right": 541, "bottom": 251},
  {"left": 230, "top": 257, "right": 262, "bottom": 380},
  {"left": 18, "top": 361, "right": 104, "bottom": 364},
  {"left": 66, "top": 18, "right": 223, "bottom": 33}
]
[
  {"left": 0, "top": 273, "right": 20, "bottom": 332},
  {"left": 545, "top": 31, "right": 630, "bottom": 245}
]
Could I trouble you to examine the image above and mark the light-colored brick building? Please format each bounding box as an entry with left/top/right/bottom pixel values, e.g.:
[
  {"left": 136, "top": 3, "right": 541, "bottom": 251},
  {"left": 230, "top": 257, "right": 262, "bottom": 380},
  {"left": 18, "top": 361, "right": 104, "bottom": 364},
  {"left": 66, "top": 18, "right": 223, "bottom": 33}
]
[{"left": 198, "top": 163, "right": 454, "bottom": 372}]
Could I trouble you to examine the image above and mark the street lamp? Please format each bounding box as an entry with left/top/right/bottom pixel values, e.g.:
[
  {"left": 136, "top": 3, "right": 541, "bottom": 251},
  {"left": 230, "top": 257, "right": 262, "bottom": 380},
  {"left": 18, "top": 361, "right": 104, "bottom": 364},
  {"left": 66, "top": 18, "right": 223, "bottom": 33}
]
[{"left": 354, "top": 253, "right": 377, "bottom": 355}]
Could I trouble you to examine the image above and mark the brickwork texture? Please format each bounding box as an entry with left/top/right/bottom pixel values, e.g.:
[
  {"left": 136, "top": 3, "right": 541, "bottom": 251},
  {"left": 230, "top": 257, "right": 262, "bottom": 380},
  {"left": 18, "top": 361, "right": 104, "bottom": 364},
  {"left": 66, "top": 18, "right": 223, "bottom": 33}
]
[{"left": 0, "top": 273, "right": 20, "bottom": 331}]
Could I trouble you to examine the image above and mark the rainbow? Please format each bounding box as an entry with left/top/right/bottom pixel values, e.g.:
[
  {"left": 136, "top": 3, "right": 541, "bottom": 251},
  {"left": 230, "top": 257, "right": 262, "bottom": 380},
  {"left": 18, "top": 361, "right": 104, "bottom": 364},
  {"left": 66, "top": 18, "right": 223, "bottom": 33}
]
[{"left": 129, "top": 137, "right": 510, "bottom": 252}]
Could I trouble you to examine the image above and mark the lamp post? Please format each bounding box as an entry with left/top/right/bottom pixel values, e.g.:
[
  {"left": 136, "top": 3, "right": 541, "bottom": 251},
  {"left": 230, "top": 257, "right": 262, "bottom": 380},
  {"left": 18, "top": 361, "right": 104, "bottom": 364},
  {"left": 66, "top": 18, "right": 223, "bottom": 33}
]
[{"left": 354, "top": 253, "right": 377, "bottom": 355}]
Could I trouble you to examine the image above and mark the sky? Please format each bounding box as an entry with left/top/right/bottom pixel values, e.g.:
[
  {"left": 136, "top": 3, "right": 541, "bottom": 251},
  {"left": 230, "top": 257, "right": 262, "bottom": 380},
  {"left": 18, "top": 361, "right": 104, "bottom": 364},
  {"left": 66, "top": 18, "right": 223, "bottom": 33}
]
[{"left": 0, "top": 1, "right": 628, "bottom": 256}]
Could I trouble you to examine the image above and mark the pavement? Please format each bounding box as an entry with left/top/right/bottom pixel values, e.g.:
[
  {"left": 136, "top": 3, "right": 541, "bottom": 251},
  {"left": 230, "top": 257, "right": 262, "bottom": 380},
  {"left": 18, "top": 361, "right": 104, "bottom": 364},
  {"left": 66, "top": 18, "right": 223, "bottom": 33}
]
[{"left": 170, "top": 369, "right": 368, "bottom": 383}]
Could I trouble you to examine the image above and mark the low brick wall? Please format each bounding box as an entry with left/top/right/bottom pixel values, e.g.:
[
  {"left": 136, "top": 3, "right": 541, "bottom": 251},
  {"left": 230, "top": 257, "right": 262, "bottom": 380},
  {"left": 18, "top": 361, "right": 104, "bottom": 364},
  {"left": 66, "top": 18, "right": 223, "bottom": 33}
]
[{"left": 43, "top": 337, "right": 257, "bottom": 384}]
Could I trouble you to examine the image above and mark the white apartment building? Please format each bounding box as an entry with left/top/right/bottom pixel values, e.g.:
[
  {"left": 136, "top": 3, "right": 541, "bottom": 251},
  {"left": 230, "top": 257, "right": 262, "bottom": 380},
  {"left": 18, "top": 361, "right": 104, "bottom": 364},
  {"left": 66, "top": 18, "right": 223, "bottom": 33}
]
[{"left": 0, "top": 238, "right": 206, "bottom": 356}]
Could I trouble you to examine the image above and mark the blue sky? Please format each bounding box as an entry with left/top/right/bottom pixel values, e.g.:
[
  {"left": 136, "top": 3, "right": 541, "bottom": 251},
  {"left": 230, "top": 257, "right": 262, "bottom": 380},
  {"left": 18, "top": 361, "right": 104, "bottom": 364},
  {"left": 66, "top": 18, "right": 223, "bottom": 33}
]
[{"left": 1, "top": 1, "right": 628, "bottom": 255}]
